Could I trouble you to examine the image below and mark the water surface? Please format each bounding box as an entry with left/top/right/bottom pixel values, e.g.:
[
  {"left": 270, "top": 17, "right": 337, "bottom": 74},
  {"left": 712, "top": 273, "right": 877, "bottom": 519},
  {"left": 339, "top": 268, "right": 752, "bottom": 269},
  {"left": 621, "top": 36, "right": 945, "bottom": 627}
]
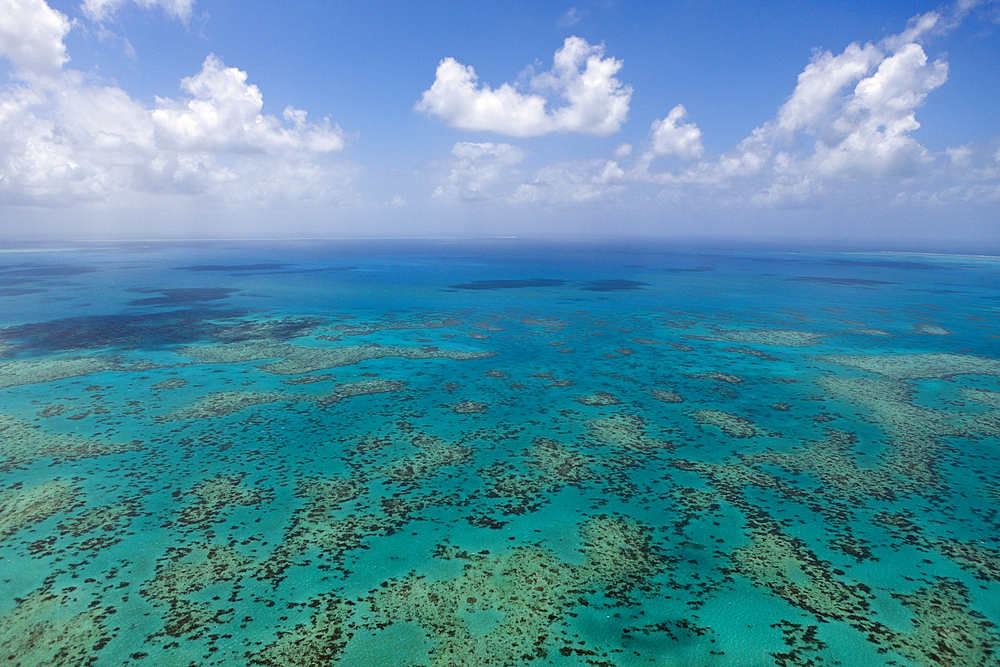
[{"left": 1, "top": 240, "right": 999, "bottom": 666}]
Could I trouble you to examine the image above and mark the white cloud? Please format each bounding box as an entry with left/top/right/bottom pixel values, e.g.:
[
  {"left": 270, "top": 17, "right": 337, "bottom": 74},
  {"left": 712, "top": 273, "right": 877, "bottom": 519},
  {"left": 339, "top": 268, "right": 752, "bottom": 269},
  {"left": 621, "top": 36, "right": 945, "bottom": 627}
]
[
  {"left": 511, "top": 159, "right": 625, "bottom": 205},
  {"left": 947, "top": 144, "right": 974, "bottom": 167},
  {"left": 445, "top": 7, "right": 996, "bottom": 217},
  {"left": 614, "top": 143, "right": 632, "bottom": 159},
  {"left": 749, "top": 176, "right": 823, "bottom": 210},
  {"left": 0, "top": 0, "right": 71, "bottom": 75},
  {"left": 638, "top": 10, "right": 953, "bottom": 196},
  {"left": 768, "top": 11, "right": 949, "bottom": 180},
  {"left": 432, "top": 141, "right": 524, "bottom": 202},
  {"left": 415, "top": 36, "right": 631, "bottom": 137},
  {"left": 647, "top": 104, "right": 703, "bottom": 160},
  {"left": 774, "top": 43, "right": 883, "bottom": 136},
  {"left": 0, "top": 0, "right": 350, "bottom": 209},
  {"left": 81, "top": 0, "right": 195, "bottom": 23},
  {"left": 415, "top": 58, "right": 550, "bottom": 137},
  {"left": 152, "top": 55, "right": 344, "bottom": 155},
  {"left": 557, "top": 7, "right": 585, "bottom": 27},
  {"left": 808, "top": 42, "right": 947, "bottom": 177},
  {"left": 882, "top": 10, "right": 941, "bottom": 51},
  {"left": 429, "top": 142, "right": 627, "bottom": 207}
]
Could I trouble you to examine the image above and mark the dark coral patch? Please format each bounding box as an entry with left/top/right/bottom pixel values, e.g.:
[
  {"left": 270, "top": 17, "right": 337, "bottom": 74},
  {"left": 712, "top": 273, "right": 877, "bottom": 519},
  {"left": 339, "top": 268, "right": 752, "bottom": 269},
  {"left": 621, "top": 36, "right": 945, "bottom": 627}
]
[
  {"left": 126, "top": 287, "right": 240, "bottom": 307},
  {"left": 579, "top": 279, "right": 651, "bottom": 291},
  {"left": 450, "top": 279, "right": 567, "bottom": 290}
]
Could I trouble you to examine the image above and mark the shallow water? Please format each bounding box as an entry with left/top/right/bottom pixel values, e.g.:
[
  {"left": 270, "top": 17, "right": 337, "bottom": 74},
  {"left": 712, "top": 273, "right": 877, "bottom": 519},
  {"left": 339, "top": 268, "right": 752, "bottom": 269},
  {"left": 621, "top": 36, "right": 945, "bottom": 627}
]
[{"left": 1, "top": 239, "right": 999, "bottom": 666}]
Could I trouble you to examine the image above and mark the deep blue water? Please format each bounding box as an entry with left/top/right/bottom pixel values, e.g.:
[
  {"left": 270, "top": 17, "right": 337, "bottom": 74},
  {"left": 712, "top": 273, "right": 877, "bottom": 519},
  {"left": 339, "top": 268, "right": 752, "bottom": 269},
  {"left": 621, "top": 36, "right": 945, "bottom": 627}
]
[{"left": 1, "top": 240, "right": 999, "bottom": 666}]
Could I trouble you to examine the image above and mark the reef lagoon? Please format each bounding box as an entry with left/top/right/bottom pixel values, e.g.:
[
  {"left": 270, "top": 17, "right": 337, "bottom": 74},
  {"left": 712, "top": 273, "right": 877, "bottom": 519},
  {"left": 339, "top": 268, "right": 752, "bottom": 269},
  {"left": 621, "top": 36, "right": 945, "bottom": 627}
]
[{"left": 2, "top": 239, "right": 1000, "bottom": 667}]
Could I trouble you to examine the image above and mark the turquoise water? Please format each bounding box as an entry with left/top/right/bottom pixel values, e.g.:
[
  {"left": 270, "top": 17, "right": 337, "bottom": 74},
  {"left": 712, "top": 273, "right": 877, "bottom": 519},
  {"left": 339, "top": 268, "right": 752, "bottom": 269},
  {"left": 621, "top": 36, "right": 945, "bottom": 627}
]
[{"left": 1, "top": 240, "right": 999, "bottom": 666}]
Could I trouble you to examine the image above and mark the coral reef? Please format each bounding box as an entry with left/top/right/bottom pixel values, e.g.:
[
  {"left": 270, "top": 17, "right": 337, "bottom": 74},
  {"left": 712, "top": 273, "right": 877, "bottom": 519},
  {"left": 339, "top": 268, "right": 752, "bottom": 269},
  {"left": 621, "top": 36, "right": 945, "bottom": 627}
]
[
  {"left": 482, "top": 462, "right": 552, "bottom": 516},
  {"left": 251, "top": 515, "right": 661, "bottom": 667},
  {"left": 282, "top": 374, "right": 335, "bottom": 385},
  {"left": 181, "top": 342, "right": 494, "bottom": 375},
  {"left": 730, "top": 514, "right": 870, "bottom": 621},
  {"left": 817, "top": 376, "right": 957, "bottom": 486},
  {"left": 318, "top": 317, "right": 463, "bottom": 340},
  {"left": 691, "top": 409, "right": 758, "bottom": 438},
  {"left": 685, "top": 372, "right": 744, "bottom": 384},
  {"left": 0, "top": 589, "right": 111, "bottom": 667},
  {"left": 318, "top": 379, "right": 406, "bottom": 405},
  {"left": 714, "top": 329, "right": 822, "bottom": 347},
  {"left": 7, "top": 257, "right": 1000, "bottom": 667},
  {"left": 0, "top": 414, "right": 140, "bottom": 470},
  {"left": 820, "top": 353, "right": 1000, "bottom": 380},
  {"left": 650, "top": 388, "right": 684, "bottom": 403},
  {"left": 142, "top": 544, "right": 253, "bottom": 638},
  {"left": 723, "top": 347, "right": 779, "bottom": 361},
  {"left": 527, "top": 438, "right": 594, "bottom": 484},
  {"left": 255, "top": 477, "right": 379, "bottom": 582},
  {"left": 157, "top": 391, "right": 288, "bottom": 421},
  {"left": 575, "top": 391, "right": 622, "bottom": 406},
  {"left": 383, "top": 435, "right": 472, "bottom": 484},
  {"left": 588, "top": 413, "right": 675, "bottom": 453},
  {"left": 57, "top": 500, "right": 137, "bottom": 552},
  {"left": 58, "top": 501, "right": 136, "bottom": 537},
  {"left": 0, "top": 479, "right": 78, "bottom": 541},
  {"left": 746, "top": 430, "right": 903, "bottom": 500},
  {"left": 914, "top": 323, "right": 951, "bottom": 335},
  {"left": 874, "top": 512, "right": 1000, "bottom": 581},
  {"left": 891, "top": 580, "right": 998, "bottom": 667},
  {"left": 176, "top": 475, "right": 266, "bottom": 527},
  {"left": 212, "top": 315, "right": 324, "bottom": 343},
  {"left": 0, "top": 356, "right": 123, "bottom": 390},
  {"left": 249, "top": 594, "right": 354, "bottom": 667},
  {"left": 151, "top": 377, "right": 188, "bottom": 391},
  {"left": 448, "top": 400, "right": 488, "bottom": 414}
]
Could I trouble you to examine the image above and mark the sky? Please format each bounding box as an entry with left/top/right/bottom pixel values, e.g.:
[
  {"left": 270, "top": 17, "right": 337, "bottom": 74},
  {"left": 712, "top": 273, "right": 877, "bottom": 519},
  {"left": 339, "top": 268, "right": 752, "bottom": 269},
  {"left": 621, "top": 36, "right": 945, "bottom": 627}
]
[{"left": 0, "top": 0, "right": 998, "bottom": 247}]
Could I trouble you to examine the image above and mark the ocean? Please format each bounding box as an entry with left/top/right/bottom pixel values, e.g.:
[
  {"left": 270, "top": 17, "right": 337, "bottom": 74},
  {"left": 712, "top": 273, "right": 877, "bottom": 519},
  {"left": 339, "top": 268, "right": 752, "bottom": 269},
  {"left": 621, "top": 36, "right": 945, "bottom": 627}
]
[{"left": 1, "top": 239, "right": 999, "bottom": 666}]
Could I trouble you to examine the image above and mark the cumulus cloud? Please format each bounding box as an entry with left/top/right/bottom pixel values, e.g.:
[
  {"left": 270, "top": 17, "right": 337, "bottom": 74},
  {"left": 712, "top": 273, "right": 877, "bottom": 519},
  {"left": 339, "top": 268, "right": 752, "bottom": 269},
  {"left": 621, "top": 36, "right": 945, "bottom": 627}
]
[
  {"left": 434, "top": 6, "right": 996, "bottom": 216},
  {"left": 647, "top": 105, "right": 704, "bottom": 160},
  {"left": 758, "top": 12, "right": 948, "bottom": 177},
  {"left": 0, "top": 0, "right": 349, "bottom": 209},
  {"left": 81, "top": 0, "right": 195, "bottom": 22},
  {"left": 773, "top": 43, "right": 884, "bottom": 136},
  {"left": 808, "top": 42, "right": 947, "bottom": 176},
  {"left": 415, "top": 36, "right": 631, "bottom": 137},
  {"left": 638, "top": 8, "right": 954, "bottom": 203},
  {"left": 152, "top": 55, "right": 344, "bottom": 154},
  {"left": 0, "top": 0, "right": 71, "bottom": 75}
]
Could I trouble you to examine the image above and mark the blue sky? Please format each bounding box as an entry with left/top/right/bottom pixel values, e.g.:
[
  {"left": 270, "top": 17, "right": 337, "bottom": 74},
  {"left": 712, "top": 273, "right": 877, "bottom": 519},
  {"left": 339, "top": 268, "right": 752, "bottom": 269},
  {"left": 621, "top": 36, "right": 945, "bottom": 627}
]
[{"left": 1, "top": 0, "right": 998, "bottom": 246}]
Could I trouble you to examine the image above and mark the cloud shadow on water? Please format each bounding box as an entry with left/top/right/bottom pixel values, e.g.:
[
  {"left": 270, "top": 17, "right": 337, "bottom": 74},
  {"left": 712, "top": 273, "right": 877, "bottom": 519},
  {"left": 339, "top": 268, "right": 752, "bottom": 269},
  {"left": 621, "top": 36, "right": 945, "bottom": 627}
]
[
  {"left": 125, "top": 287, "right": 241, "bottom": 307},
  {"left": 579, "top": 280, "right": 651, "bottom": 291},
  {"left": 449, "top": 279, "right": 568, "bottom": 290}
]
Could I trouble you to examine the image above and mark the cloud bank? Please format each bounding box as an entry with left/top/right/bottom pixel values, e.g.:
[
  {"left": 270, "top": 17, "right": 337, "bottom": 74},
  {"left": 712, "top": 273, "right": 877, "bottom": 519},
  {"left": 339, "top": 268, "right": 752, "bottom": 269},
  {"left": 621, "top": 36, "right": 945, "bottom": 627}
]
[
  {"left": 0, "top": 0, "right": 996, "bottom": 241},
  {"left": 428, "top": 7, "right": 997, "bottom": 225},
  {"left": 415, "top": 36, "right": 631, "bottom": 137},
  {"left": 0, "top": 0, "right": 349, "bottom": 210}
]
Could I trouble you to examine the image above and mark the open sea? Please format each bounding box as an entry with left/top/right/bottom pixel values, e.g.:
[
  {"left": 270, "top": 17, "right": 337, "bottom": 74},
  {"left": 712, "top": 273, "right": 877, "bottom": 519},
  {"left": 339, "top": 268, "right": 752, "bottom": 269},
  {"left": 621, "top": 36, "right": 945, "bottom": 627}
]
[{"left": 1, "top": 239, "right": 999, "bottom": 666}]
